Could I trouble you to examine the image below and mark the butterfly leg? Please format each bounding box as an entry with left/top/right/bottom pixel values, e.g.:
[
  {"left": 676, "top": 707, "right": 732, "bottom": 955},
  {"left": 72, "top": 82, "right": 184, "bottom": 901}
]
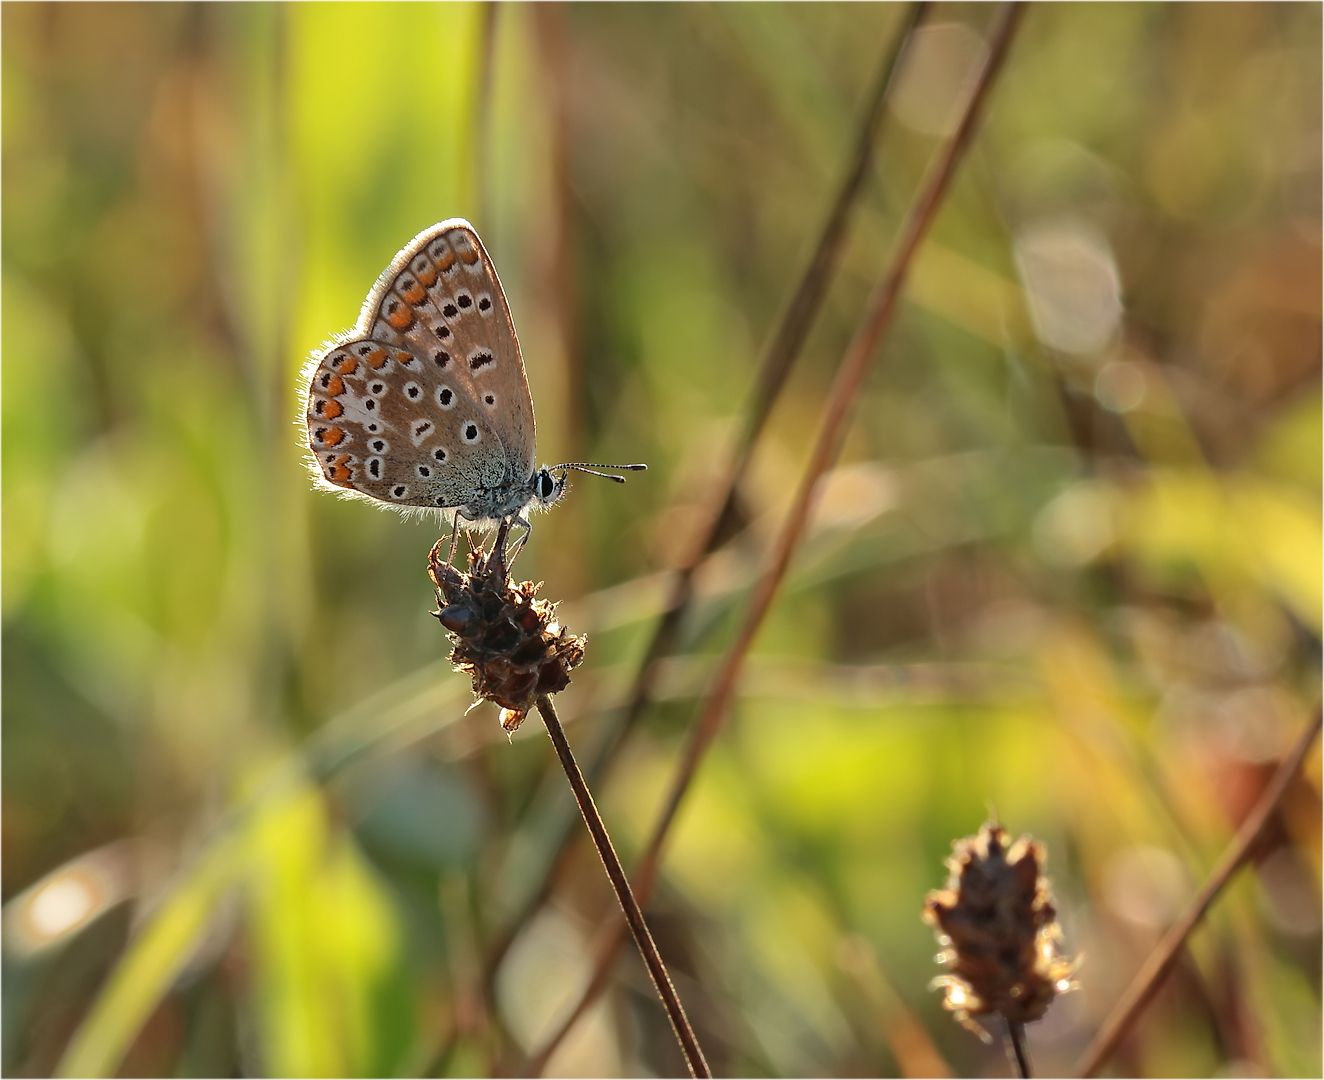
[
  {"left": 443, "top": 511, "right": 463, "bottom": 567},
  {"left": 506, "top": 514, "right": 533, "bottom": 567}
]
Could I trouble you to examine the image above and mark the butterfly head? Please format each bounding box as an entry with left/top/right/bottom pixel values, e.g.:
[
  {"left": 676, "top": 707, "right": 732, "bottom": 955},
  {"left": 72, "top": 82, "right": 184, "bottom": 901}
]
[
  {"left": 530, "top": 467, "right": 569, "bottom": 512},
  {"left": 528, "top": 461, "right": 647, "bottom": 514}
]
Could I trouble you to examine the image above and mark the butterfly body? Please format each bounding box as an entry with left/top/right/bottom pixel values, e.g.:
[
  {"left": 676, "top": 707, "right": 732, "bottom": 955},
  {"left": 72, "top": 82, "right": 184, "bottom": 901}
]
[{"left": 452, "top": 466, "right": 567, "bottom": 529}]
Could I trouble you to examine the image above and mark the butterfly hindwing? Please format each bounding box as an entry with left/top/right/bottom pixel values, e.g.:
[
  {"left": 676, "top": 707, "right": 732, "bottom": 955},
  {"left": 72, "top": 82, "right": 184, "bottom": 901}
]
[{"left": 305, "top": 336, "right": 489, "bottom": 508}]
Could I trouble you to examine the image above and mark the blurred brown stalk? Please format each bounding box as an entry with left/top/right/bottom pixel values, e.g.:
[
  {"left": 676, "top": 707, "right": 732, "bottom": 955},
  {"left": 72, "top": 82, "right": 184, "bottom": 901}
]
[{"left": 525, "top": 4, "right": 1025, "bottom": 1070}]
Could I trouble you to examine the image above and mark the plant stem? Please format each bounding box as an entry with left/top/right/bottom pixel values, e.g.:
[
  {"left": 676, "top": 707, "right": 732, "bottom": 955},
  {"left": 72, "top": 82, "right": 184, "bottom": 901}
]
[
  {"left": 485, "top": 6, "right": 933, "bottom": 1012},
  {"left": 1006, "top": 1019, "right": 1032, "bottom": 1078},
  {"left": 1072, "top": 706, "right": 1322, "bottom": 1077},
  {"left": 522, "top": 4, "right": 1025, "bottom": 1067},
  {"left": 534, "top": 695, "right": 711, "bottom": 1079},
  {"left": 628, "top": 0, "right": 1025, "bottom": 917}
]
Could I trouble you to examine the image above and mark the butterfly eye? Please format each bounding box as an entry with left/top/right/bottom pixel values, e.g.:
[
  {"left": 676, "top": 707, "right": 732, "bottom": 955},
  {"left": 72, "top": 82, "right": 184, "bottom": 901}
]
[{"left": 538, "top": 472, "right": 557, "bottom": 499}]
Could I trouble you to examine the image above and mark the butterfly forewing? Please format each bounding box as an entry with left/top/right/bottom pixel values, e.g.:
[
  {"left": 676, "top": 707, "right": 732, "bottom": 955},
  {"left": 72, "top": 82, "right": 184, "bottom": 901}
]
[{"left": 304, "top": 220, "right": 537, "bottom": 512}]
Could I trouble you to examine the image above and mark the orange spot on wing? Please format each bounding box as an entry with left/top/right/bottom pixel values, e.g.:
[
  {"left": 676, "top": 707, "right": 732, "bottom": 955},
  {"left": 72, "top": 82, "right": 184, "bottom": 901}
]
[
  {"left": 385, "top": 302, "right": 414, "bottom": 330},
  {"left": 325, "top": 374, "right": 345, "bottom": 397},
  {"left": 334, "top": 355, "right": 358, "bottom": 375},
  {"left": 402, "top": 281, "right": 427, "bottom": 305},
  {"left": 322, "top": 399, "right": 343, "bottom": 419},
  {"left": 394, "top": 350, "right": 413, "bottom": 365},
  {"left": 459, "top": 247, "right": 480, "bottom": 265},
  {"left": 416, "top": 263, "right": 438, "bottom": 287},
  {"left": 321, "top": 427, "right": 345, "bottom": 447},
  {"left": 435, "top": 251, "right": 456, "bottom": 272},
  {"left": 365, "top": 347, "right": 389, "bottom": 369},
  {"left": 328, "top": 455, "right": 354, "bottom": 483}
]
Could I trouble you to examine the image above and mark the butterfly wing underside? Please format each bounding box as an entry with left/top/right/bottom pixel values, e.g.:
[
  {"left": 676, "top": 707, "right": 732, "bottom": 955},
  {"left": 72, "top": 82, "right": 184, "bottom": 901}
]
[{"left": 304, "top": 220, "right": 537, "bottom": 512}]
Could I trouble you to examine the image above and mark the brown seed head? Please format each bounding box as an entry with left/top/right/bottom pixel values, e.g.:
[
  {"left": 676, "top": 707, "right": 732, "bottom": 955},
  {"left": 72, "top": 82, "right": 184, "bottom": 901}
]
[
  {"left": 429, "top": 531, "right": 585, "bottom": 733},
  {"left": 922, "top": 821, "right": 1076, "bottom": 1034}
]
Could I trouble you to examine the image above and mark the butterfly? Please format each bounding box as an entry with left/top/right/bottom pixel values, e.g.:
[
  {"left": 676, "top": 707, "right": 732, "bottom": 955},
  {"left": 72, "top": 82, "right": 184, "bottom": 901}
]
[{"left": 302, "top": 219, "right": 642, "bottom": 541}]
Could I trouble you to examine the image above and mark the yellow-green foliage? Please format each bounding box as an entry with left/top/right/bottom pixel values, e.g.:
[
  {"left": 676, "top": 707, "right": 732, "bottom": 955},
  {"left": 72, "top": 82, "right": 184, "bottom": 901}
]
[{"left": 4, "top": 4, "right": 1318, "bottom": 1077}]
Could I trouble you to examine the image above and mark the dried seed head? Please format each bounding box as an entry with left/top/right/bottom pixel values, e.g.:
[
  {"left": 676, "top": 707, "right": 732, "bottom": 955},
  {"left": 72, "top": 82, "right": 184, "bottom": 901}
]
[
  {"left": 429, "top": 531, "right": 585, "bottom": 733},
  {"left": 922, "top": 821, "right": 1077, "bottom": 1035}
]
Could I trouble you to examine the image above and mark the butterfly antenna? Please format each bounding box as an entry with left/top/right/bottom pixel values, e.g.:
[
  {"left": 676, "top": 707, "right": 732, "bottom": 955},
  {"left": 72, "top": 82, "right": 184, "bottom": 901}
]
[{"left": 552, "top": 462, "right": 647, "bottom": 484}]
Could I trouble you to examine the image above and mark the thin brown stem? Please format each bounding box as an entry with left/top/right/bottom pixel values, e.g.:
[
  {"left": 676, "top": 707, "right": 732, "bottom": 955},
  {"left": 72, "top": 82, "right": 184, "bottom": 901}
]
[
  {"left": 485, "top": 7, "right": 933, "bottom": 1039},
  {"left": 524, "top": 3, "right": 1025, "bottom": 1068},
  {"left": 836, "top": 933, "right": 955, "bottom": 1078},
  {"left": 725, "top": 0, "right": 932, "bottom": 493},
  {"left": 593, "top": 1, "right": 929, "bottom": 782},
  {"left": 1007, "top": 1019, "right": 1032, "bottom": 1078},
  {"left": 524, "top": 918, "right": 629, "bottom": 1077},
  {"left": 487, "top": 0, "right": 931, "bottom": 1011},
  {"left": 633, "top": 0, "right": 1022, "bottom": 897},
  {"left": 534, "top": 695, "right": 711, "bottom": 1080},
  {"left": 1073, "top": 705, "right": 1322, "bottom": 1078}
]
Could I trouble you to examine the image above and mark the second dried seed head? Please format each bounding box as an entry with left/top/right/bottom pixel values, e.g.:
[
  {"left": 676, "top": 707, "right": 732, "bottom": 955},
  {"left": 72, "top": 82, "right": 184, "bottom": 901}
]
[{"left": 923, "top": 820, "right": 1077, "bottom": 1036}]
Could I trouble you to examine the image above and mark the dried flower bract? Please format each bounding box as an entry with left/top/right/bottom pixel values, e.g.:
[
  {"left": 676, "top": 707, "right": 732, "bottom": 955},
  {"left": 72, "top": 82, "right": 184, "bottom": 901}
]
[
  {"left": 429, "top": 530, "right": 585, "bottom": 733},
  {"left": 922, "top": 821, "right": 1076, "bottom": 1036}
]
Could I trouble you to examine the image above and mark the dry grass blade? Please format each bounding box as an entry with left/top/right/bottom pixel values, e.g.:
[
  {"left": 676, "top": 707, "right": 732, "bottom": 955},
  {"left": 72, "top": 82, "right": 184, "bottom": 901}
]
[
  {"left": 837, "top": 933, "right": 956, "bottom": 1078},
  {"left": 523, "top": 4, "right": 1026, "bottom": 1070},
  {"left": 1072, "top": 705, "right": 1322, "bottom": 1078},
  {"left": 483, "top": 0, "right": 929, "bottom": 1004},
  {"left": 585, "top": 2, "right": 929, "bottom": 779},
  {"left": 630, "top": 0, "right": 1024, "bottom": 886},
  {"left": 523, "top": 916, "right": 628, "bottom": 1077},
  {"left": 714, "top": 0, "right": 932, "bottom": 512}
]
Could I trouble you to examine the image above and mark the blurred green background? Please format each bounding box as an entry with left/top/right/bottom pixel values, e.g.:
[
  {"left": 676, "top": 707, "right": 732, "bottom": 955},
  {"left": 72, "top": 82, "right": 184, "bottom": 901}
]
[{"left": 3, "top": 3, "right": 1320, "bottom": 1077}]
